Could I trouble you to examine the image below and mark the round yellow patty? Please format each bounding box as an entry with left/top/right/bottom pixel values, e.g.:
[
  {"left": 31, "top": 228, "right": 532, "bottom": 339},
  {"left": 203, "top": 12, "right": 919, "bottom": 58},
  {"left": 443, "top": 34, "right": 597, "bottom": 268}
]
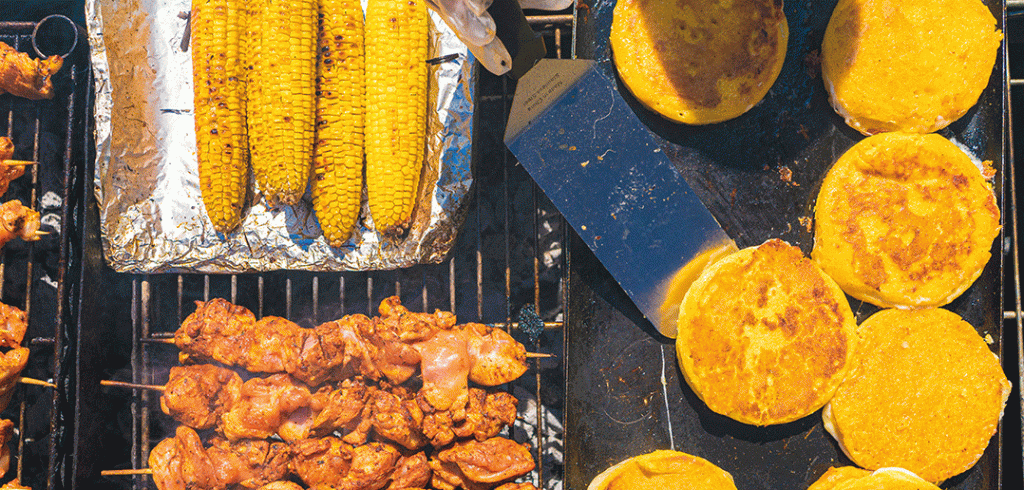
[
  {"left": 821, "top": 0, "right": 1001, "bottom": 135},
  {"left": 588, "top": 450, "right": 736, "bottom": 490},
  {"left": 611, "top": 0, "right": 787, "bottom": 125},
  {"left": 808, "top": 467, "right": 940, "bottom": 490},
  {"left": 812, "top": 133, "right": 1000, "bottom": 308},
  {"left": 675, "top": 239, "right": 857, "bottom": 426},
  {"left": 823, "top": 308, "right": 1011, "bottom": 483}
]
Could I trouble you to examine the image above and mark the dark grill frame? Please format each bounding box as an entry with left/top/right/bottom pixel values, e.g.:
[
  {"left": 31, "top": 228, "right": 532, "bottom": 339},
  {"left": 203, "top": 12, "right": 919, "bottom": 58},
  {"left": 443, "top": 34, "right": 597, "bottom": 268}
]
[{"left": 0, "top": 16, "right": 88, "bottom": 490}]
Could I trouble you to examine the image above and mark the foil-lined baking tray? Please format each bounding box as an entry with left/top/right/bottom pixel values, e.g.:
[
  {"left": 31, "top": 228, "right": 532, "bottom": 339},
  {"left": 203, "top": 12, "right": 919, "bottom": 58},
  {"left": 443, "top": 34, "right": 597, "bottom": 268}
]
[
  {"left": 88, "top": 0, "right": 475, "bottom": 273},
  {"left": 565, "top": 1, "right": 1007, "bottom": 490}
]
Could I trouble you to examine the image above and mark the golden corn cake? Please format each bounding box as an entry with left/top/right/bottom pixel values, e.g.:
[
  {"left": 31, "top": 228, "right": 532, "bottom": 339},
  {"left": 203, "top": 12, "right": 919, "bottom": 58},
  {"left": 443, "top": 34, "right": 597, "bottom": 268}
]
[
  {"left": 808, "top": 467, "right": 940, "bottom": 490},
  {"left": 821, "top": 0, "right": 1002, "bottom": 135},
  {"left": 675, "top": 239, "right": 857, "bottom": 426},
  {"left": 588, "top": 450, "right": 736, "bottom": 490},
  {"left": 823, "top": 308, "right": 1011, "bottom": 483},
  {"left": 812, "top": 133, "right": 1000, "bottom": 308},
  {"left": 611, "top": 0, "right": 787, "bottom": 125}
]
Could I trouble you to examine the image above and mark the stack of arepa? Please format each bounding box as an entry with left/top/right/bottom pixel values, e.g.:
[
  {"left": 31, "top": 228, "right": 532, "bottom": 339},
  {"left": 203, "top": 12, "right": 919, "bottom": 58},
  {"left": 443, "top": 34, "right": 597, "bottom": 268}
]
[{"left": 654, "top": 1, "right": 1010, "bottom": 489}]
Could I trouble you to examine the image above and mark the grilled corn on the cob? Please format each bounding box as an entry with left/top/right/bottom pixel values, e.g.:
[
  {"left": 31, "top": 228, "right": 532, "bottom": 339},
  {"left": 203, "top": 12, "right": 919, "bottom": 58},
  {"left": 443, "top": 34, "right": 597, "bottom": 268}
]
[
  {"left": 192, "top": 0, "right": 249, "bottom": 234},
  {"left": 312, "top": 0, "right": 365, "bottom": 247},
  {"left": 249, "top": 0, "right": 318, "bottom": 205},
  {"left": 365, "top": 0, "right": 430, "bottom": 235}
]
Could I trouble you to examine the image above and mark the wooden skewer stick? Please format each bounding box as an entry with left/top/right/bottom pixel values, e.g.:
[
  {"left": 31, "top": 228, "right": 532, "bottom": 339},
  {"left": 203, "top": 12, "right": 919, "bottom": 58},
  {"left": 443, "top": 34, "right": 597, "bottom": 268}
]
[
  {"left": 101, "top": 468, "right": 153, "bottom": 476},
  {"left": 100, "top": 379, "right": 165, "bottom": 391},
  {"left": 146, "top": 336, "right": 553, "bottom": 357},
  {"left": 1, "top": 160, "right": 37, "bottom": 167},
  {"left": 18, "top": 376, "right": 56, "bottom": 388}
]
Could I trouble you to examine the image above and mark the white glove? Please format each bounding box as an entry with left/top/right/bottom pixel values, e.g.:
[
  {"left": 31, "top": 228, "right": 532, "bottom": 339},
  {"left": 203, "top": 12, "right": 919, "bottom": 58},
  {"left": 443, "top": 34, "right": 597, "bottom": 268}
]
[{"left": 428, "top": 0, "right": 574, "bottom": 76}]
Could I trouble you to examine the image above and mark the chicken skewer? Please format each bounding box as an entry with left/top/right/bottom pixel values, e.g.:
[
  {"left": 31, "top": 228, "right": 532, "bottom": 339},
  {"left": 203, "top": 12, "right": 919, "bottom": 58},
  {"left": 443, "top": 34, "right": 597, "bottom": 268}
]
[
  {"left": 0, "top": 200, "right": 44, "bottom": 248},
  {"left": 166, "top": 297, "right": 534, "bottom": 412},
  {"left": 0, "top": 41, "right": 64, "bottom": 100},
  {"left": 102, "top": 365, "right": 518, "bottom": 450},
  {"left": 102, "top": 427, "right": 536, "bottom": 490}
]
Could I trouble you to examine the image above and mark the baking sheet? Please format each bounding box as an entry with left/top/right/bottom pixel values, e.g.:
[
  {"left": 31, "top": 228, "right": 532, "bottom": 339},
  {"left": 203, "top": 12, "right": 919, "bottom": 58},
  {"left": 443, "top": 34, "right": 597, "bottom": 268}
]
[
  {"left": 564, "top": 1, "right": 1007, "bottom": 489},
  {"left": 88, "top": 0, "right": 476, "bottom": 273}
]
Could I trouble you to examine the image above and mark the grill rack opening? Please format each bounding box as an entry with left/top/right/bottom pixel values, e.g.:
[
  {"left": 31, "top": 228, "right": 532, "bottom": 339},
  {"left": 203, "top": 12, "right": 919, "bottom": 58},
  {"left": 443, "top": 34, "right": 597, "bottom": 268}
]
[
  {"left": 0, "top": 17, "right": 88, "bottom": 490},
  {"left": 80, "top": 9, "right": 577, "bottom": 490}
]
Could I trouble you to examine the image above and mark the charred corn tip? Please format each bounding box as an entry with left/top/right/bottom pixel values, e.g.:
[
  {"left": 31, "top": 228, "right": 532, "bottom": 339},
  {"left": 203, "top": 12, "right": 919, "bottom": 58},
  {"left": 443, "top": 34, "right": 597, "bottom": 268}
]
[{"left": 365, "top": 0, "right": 430, "bottom": 236}]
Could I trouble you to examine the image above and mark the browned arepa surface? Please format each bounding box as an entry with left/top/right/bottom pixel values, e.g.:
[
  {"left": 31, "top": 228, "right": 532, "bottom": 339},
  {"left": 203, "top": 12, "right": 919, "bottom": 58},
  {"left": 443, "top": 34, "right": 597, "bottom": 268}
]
[
  {"left": 588, "top": 450, "right": 737, "bottom": 490},
  {"left": 821, "top": 0, "right": 1001, "bottom": 135},
  {"left": 611, "top": 0, "right": 787, "bottom": 125},
  {"left": 812, "top": 132, "right": 1000, "bottom": 308},
  {"left": 675, "top": 239, "right": 857, "bottom": 426},
  {"left": 808, "top": 467, "right": 940, "bottom": 490},
  {"left": 823, "top": 308, "right": 1010, "bottom": 483}
]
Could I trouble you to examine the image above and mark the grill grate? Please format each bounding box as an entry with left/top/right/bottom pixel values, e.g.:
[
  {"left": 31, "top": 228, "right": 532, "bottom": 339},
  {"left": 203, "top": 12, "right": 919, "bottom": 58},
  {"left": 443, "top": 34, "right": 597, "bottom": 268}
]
[
  {"left": 84, "top": 10, "right": 577, "bottom": 490},
  {"left": 0, "top": 15, "right": 87, "bottom": 490}
]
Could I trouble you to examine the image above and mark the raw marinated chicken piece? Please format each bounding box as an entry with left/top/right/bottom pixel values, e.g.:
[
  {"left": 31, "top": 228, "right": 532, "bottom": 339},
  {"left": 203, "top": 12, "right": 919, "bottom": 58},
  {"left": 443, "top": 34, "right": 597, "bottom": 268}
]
[
  {"left": 309, "top": 377, "right": 375, "bottom": 438},
  {"left": 0, "top": 200, "right": 42, "bottom": 249},
  {"left": 387, "top": 452, "right": 432, "bottom": 490},
  {"left": 370, "top": 384, "right": 427, "bottom": 450},
  {"left": 461, "top": 323, "right": 527, "bottom": 387},
  {"left": 0, "top": 418, "right": 13, "bottom": 477},
  {"left": 291, "top": 437, "right": 405, "bottom": 490},
  {"left": 257, "top": 483, "right": 304, "bottom": 490},
  {"left": 160, "top": 364, "right": 242, "bottom": 430},
  {"left": 430, "top": 437, "right": 535, "bottom": 489},
  {"left": 0, "top": 137, "right": 26, "bottom": 197},
  {"left": 175, "top": 298, "right": 257, "bottom": 367},
  {"left": 220, "top": 374, "right": 312, "bottom": 442},
  {"left": 0, "top": 302, "right": 27, "bottom": 349},
  {"left": 0, "top": 347, "right": 29, "bottom": 412},
  {"left": 206, "top": 437, "right": 290, "bottom": 489},
  {"left": 0, "top": 41, "right": 63, "bottom": 100},
  {"left": 421, "top": 389, "right": 518, "bottom": 447},
  {"left": 148, "top": 426, "right": 289, "bottom": 490},
  {"left": 0, "top": 479, "right": 30, "bottom": 490}
]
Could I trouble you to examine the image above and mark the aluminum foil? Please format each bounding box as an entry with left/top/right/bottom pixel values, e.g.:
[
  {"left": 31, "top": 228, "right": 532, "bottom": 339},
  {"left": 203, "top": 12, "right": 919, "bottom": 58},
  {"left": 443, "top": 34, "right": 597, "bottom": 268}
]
[{"left": 88, "top": 0, "right": 475, "bottom": 273}]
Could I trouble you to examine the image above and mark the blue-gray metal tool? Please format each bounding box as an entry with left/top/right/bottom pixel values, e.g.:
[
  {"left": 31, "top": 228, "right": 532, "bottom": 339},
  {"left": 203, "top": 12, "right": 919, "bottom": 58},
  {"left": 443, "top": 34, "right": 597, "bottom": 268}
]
[{"left": 504, "top": 59, "right": 735, "bottom": 337}]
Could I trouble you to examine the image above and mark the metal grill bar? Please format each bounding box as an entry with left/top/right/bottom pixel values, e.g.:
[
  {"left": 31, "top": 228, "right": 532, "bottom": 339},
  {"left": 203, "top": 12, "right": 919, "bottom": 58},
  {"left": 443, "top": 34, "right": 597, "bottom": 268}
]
[{"left": 0, "top": 16, "right": 83, "bottom": 490}]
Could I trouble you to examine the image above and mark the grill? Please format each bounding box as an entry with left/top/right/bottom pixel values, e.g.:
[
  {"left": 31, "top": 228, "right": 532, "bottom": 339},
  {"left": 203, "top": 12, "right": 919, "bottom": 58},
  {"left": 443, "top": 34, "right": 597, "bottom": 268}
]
[
  {"left": 70, "top": 8, "right": 578, "bottom": 490},
  {"left": 0, "top": 1, "right": 1021, "bottom": 489},
  {"left": 0, "top": 14, "right": 88, "bottom": 490}
]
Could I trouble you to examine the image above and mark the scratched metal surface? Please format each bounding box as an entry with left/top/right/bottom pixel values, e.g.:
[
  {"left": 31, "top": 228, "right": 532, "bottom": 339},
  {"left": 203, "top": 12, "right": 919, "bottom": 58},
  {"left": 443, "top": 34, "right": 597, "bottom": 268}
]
[{"left": 564, "top": 1, "right": 1007, "bottom": 490}]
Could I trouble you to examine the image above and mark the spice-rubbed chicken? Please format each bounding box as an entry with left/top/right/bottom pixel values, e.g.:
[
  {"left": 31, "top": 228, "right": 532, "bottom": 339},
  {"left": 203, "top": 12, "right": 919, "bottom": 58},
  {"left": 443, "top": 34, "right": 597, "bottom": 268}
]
[
  {"left": 0, "top": 302, "right": 27, "bottom": 349},
  {"left": 289, "top": 437, "right": 406, "bottom": 489},
  {"left": 0, "top": 418, "right": 13, "bottom": 477},
  {"left": 148, "top": 426, "right": 289, "bottom": 490},
  {"left": 157, "top": 365, "right": 517, "bottom": 452},
  {"left": 0, "top": 479, "right": 30, "bottom": 490},
  {"left": 0, "top": 347, "right": 28, "bottom": 412},
  {"left": 0, "top": 200, "right": 42, "bottom": 249},
  {"left": 174, "top": 297, "right": 527, "bottom": 407},
  {"left": 0, "top": 41, "right": 63, "bottom": 100},
  {"left": 0, "top": 137, "right": 26, "bottom": 198},
  {"left": 420, "top": 389, "right": 518, "bottom": 448},
  {"left": 160, "top": 364, "right": 242, "bottom": 430},
  {"left": 430, "top": 437, "right": 535, "bottom": 490}
]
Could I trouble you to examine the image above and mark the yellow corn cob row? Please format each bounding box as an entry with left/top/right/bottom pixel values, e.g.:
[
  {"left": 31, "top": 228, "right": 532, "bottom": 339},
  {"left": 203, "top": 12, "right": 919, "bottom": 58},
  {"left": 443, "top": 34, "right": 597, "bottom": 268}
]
[
  {"left": 249, "top": 0, "right": 318, "bottom": 205},
  {"left": 312, "top": 0, "right": 365, "bottom": 247},
  {"left": 365, "top": 0, "right": 429, "bottom": 235},
  {"left": 245, "top": 0, "right": 266, "bottom": 192},
  {"left": 192, "top": 0, "right": 249, "bottom": 234}
]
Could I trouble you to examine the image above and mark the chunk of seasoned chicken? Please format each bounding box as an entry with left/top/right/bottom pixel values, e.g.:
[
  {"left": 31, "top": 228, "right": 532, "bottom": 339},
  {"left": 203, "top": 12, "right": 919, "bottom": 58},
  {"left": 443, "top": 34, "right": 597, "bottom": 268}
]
[{"left": 160, "top": 364, "right": 242, "bottom": 430}]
